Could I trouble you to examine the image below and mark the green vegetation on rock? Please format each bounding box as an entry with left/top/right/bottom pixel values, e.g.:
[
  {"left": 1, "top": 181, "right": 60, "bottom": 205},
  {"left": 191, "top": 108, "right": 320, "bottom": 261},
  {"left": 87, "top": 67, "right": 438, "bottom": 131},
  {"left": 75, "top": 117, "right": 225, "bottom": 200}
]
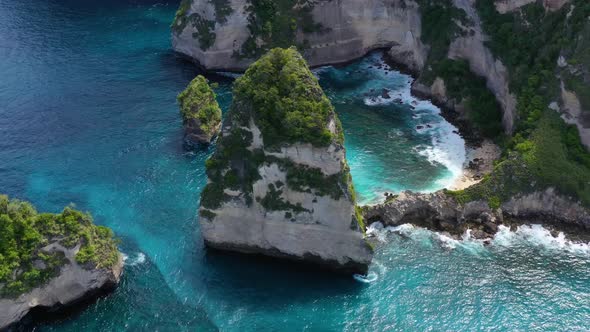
[
  {"left": 200, "top": 48, "right": 360, "bottom": 230},
  {"left": 171, "top": 0, "right": 192, "bottom": 34},
  {"left": 210, "top": 0, "right": 233, "bottom": 24},
  {"left": 446, "top": 1, "right": 590, "bottom": 207},
  {"left": 233, "top": 47, "right": 343, "bottom": 148},
  {"left": 178, "top": 75, "right": 222, "bottom": 137},
  {"left": 0, "top": 195, "right": 119, "bottom": 297},
  {"left": 171, "top": 0, "right": 217, "bottom": 50},
  {"left": 416, "top": 0, "right": 470, "bottom": 67},
  {"left": 416, "top": 0, "right": 503, "bottom": 140},
  {"left": 235, "top": 0, "right": 324, "bottom": 59},
  {"left": 432, "top": 59, "right": 503, "bottom": 138}
]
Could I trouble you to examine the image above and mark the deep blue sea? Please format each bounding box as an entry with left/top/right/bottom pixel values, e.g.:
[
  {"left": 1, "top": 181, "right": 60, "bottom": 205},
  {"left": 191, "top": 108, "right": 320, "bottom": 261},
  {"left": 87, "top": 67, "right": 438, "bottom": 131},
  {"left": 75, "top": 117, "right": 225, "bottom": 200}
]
[{"left": 0, "top": 1, "right": 588, "bottom": 331}]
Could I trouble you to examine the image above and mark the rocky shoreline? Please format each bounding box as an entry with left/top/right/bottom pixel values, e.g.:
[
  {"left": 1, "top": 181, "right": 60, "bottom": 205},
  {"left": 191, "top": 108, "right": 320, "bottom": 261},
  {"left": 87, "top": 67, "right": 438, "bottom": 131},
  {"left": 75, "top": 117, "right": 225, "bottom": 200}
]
[
  {"left": 0, "top": 248, "right": 123, "bottom": 331},
  {"left": 363, "top": 188, "right": 590, "bottom": 242}
]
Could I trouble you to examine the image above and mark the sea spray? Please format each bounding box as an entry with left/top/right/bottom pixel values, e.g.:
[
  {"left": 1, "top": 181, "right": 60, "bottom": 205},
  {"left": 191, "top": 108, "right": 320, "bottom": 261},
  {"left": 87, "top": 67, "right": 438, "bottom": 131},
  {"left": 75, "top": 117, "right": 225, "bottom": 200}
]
[
  {"left": 122, "top": 252, "right": 147, "bottom": 266},
  {"left": 366, "top": 222, "right": 590, "bottom": 256}
]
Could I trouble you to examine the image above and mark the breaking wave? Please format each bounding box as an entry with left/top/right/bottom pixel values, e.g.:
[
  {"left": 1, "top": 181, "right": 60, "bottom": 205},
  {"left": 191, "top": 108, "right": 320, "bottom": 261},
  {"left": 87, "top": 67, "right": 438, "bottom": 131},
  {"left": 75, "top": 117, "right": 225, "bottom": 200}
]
[
  {"left": 367, "top": 222, "right": 590, "bottom": 256},
  {"left": 122, "top": 252, "right": 147, "bottom": 266}
]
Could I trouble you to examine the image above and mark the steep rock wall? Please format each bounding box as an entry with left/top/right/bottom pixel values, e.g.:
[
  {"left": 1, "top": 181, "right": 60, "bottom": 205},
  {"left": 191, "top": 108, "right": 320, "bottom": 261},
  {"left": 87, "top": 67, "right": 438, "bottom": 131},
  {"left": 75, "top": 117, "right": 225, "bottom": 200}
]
[
  {"left": 198, "top": 48, "right": 372, "bottom": 274},
  {"left": 172, "top": 0, "right": 427, "bottom": 72},
  {"left": 447, "top": 0, "right": 517, "bottom": 134}
]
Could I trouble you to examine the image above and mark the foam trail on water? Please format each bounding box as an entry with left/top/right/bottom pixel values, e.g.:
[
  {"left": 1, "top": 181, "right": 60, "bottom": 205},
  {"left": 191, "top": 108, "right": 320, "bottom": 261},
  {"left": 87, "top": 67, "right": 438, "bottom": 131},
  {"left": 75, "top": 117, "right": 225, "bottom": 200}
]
[
  {"left": 353, "top": 272, "right": 379, "bottom": 283},
  {"left": 122, "top": 252, "right": 147, "bottom": 266}
]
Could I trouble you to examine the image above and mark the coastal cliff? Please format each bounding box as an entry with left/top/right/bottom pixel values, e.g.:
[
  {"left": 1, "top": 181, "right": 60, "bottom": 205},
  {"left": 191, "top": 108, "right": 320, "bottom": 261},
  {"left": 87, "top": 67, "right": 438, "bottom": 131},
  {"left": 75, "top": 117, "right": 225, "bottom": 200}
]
[
  {"left": 0, "top": 196, "right": 123, "bottom": 331},
  {"left": 171, "top": 0, "right": 517, "bottom": 135},
  {"left": 198, "top": 48, "right": 373, "bottom": 274},
  {"left": 172, "top": 0, "right": 426, "bottom": 72}
]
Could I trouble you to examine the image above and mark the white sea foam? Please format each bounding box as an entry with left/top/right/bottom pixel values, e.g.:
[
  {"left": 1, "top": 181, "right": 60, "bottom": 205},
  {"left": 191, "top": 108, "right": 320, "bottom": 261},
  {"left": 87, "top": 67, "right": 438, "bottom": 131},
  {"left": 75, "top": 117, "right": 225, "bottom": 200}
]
[
  {"left": 493, "top": 224, "right": 590, "bottom": 255},
  {"left": 367, "top": 222, "right": 590, "bottom": 256},
  {"left": 353, "top": 271, "right": 379, "bottom": 283},
  {"left": 123, "top": 252, "right": 147, "bottom": 266},
  {"left": 354, "top": 57, "right": 467, "bottom": 192}
]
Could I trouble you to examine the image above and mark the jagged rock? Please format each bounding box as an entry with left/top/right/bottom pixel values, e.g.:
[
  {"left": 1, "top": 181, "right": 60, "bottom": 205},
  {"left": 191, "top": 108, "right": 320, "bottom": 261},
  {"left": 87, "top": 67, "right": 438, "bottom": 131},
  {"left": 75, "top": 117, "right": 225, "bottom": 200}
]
[
  {"left": 198, "top": 48, "right": 373, "bottom": 274},
  {"left": 177, "top": 75, "right": 222, "bottom": 146},
  {"left": 363, "top": 188, "right": 590, "bottom": 236}
]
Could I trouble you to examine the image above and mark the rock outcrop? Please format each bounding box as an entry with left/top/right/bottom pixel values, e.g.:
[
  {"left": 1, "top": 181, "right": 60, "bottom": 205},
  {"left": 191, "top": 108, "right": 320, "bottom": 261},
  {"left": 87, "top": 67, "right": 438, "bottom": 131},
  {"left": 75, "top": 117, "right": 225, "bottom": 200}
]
[
  {"left": 0, "top": 245, "right": 123, "bottom": 331},
  {"left": 0, "top": 197, "right": 123, "bottom": 330},
  {"left": 364, "top": 188, "right": 590, "bottom": 238},
  {"left": 198, "top": 48, "right": 373, "bottom": 274},
  {"left": 172, "top": 0, "right": 427, "bottom": 72},
  {"left": 177, "top": 75, "right": 222, "bottom": 146}
]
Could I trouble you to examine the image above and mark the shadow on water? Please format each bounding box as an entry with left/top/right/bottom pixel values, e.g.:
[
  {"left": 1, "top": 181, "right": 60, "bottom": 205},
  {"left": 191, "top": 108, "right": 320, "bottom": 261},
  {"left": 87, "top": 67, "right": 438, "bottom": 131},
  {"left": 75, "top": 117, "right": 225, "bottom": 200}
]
[{"left": 197, "top": 246, "right": 364, "bottom": 307}]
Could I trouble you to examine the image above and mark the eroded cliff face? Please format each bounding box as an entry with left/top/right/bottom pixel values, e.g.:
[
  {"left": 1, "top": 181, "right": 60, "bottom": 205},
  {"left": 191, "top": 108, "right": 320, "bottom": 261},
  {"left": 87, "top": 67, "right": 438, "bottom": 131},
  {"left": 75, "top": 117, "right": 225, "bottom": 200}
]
[
  {"left": 172, "top": 0, "right": 427, "bottom": 72},
  {"left": 0, "top": 243, "right": 123, "bottom": 330},
  {"left": 448, "top": 0, "right": 517, "bottom": 134},
  {"left": 198, "top": 48, "right": 372, "bottom": 273}
]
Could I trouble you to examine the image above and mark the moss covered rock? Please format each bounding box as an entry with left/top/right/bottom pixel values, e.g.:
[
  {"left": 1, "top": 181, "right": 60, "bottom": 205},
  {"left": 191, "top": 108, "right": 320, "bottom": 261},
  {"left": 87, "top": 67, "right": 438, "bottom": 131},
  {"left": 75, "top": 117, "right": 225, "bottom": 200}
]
[
  {"left": 178, "top": 75, "right": 222, "bottom": 146},
  {"left": 199, "top": 48, "right": 372, "bottom": 274},
  {"left": 0, "top": 195, "right": 123, "bottom": 330}
]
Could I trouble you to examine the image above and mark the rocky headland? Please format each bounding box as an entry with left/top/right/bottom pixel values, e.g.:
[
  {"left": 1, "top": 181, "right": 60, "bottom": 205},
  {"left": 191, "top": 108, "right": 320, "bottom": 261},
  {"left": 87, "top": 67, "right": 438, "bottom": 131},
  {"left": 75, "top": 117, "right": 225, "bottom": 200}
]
[{"left": 0, "top": 196, "right": 123, "bottom": 331}]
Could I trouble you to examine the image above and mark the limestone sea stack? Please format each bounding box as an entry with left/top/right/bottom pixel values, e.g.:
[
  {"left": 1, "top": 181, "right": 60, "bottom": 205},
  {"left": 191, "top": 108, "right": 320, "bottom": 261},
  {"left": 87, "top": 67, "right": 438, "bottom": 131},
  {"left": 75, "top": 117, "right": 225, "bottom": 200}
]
[
  {"left": 199, "top": 47, "right": 373, "bottom": 274},
  {"left": 0, "top": 196, "right": 123, "bottom": 330},
  {"left": 178, "top": 75, "right": 222, "bottom": 147}
]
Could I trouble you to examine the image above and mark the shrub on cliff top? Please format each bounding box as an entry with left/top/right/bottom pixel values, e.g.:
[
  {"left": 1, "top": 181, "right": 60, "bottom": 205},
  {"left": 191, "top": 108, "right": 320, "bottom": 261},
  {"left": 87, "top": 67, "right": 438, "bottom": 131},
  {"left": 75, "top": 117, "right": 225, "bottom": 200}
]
[
  {"left": 178, "top": 75, "right": 222, "bottom": 135},
  {"left": 233, "top": 47, "right": 343, "bottom": 148},
  {"left": 0, "top": 195, "right": 119, "bottom": 297}
]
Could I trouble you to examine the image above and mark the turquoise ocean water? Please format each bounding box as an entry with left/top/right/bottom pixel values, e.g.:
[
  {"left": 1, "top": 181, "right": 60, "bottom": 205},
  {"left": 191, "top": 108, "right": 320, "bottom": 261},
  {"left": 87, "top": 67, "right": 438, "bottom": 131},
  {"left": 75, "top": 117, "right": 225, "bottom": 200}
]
[{"left": 0, "top": 1, "right": 588, "bottom": 330}]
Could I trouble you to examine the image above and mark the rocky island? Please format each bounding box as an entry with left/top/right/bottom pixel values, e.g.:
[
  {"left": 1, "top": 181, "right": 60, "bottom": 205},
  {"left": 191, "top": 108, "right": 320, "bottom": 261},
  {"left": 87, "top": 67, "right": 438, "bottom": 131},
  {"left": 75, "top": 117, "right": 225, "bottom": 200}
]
[
  {"left": 178, "top": 75, "right": 222, "bottom": 146},
  {"left": 199, "top": 47, "right": 373, "bottom": 274},
  {"left": 0, "top": 195, "right": 123, "bottom": 331},
  {"left": 175, "top": 0, "right": 590, "bottom": 239}
]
